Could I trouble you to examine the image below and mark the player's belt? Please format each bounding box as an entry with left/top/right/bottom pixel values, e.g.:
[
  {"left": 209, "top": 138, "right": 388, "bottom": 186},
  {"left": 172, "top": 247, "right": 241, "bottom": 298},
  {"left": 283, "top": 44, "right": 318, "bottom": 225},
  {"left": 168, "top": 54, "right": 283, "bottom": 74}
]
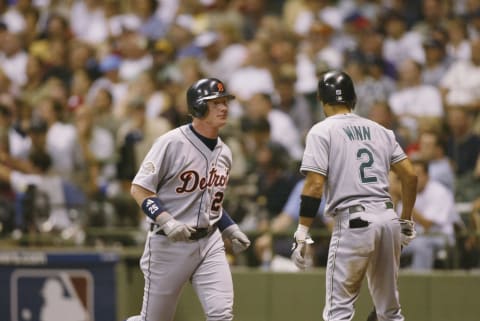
[
  {"left": 150, "top": 223, "right": 217, "bottom": 240},
  {"left": 347, "top": 201, "right": 394, "bottom": 214},
  {"left": 348, "top": 205, "right": 365, "bottom": 214}
]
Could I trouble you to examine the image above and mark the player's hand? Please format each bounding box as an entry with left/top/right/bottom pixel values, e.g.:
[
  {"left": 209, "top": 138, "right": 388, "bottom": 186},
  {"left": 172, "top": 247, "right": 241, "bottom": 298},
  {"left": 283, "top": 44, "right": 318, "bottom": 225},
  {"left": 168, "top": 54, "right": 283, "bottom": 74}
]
[
  {"left": 291, "top": 230, "right": 314, "bottom": 270},
  {"left": 162, "top": 219, "right": 196, "bottom": 242},
  {"left": 399, "top": 218, "right": 416, "bottom": 247},
  {"left": 222, "top": 224, "right": 251, "bottom": 254}
]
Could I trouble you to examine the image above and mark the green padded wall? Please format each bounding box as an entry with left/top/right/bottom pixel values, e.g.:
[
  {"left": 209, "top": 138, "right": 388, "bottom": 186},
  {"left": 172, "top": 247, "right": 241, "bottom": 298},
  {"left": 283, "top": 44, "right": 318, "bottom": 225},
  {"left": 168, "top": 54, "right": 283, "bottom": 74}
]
[{"left": 117, "top": 259, "right": 480, "bottom": 321}]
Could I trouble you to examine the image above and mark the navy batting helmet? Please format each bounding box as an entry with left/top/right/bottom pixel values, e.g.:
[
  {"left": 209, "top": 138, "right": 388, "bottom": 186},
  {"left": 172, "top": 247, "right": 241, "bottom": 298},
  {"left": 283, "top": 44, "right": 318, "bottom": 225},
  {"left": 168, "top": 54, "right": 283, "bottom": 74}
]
[
  {"left": 186, "top": 78, "right": 235, "bottom": 118},
  {"left": 317, "top": 70, "right": 356, "bottom": 109}
]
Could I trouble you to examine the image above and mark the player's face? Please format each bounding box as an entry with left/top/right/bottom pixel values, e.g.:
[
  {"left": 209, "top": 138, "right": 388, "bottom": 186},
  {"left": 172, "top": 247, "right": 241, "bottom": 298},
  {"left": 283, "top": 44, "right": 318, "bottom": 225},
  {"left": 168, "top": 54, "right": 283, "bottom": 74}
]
[{"left": 203, "top": 97, "right": 230, "bottom": 128}]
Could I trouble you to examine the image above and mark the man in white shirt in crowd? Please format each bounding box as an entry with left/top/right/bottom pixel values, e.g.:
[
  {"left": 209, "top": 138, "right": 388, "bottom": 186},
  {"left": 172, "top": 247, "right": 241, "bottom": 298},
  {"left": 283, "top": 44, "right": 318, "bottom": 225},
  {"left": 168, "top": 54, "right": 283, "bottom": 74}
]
[{"left": 391, "top": 158, "right": 456, "bottom": 270}]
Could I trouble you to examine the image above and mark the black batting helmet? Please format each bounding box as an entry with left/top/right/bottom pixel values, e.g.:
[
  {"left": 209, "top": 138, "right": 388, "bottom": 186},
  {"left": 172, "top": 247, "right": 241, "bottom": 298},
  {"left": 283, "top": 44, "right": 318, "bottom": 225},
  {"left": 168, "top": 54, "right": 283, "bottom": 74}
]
[
  {"left": 317, "top": 70, "right": 356, "bottom": 109},
  {"left": 186, "top": 78, "right": 235, "bottom": 118}
]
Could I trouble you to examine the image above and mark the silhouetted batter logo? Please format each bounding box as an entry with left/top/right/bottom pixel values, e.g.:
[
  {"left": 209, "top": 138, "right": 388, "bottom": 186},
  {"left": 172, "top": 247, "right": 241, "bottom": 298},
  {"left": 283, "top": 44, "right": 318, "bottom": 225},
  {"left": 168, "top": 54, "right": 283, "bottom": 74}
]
[{"left": 11, "top": 269, "right": 93, "bottom": 321}]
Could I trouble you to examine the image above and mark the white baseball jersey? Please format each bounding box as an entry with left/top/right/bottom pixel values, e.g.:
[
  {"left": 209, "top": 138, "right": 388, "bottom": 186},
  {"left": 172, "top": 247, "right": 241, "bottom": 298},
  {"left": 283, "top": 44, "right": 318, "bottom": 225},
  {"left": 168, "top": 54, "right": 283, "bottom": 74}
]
[
  {"left": 132, "top": 124, "right": 232, "bottom": 228},
  {"left": 301, "top": 113, "right": 406, "bottom": 215}
]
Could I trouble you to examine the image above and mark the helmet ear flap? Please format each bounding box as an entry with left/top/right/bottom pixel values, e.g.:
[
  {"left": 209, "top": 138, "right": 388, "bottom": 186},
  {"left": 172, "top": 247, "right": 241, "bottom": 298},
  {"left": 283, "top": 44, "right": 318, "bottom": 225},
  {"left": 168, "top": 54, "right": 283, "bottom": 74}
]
[{"left": 192, "top": 99, "right": 208, "bottom": 118}]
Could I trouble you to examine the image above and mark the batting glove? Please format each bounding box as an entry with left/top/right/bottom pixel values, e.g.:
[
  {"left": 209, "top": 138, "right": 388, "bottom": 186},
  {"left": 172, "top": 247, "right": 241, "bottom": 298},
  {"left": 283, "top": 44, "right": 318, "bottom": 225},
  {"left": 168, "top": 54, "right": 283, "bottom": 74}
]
[
  {"left": 399, "top": 218, "right": 416, "bottom": 247},
  {"left": 154, "top": 213, "right": 195, "bottom": 242},
  {"left": 291, "top": 225, "right": 314, "bottom": 270},
  {"left": 222, "top": 224, "right": 251, "bottom": 254}
]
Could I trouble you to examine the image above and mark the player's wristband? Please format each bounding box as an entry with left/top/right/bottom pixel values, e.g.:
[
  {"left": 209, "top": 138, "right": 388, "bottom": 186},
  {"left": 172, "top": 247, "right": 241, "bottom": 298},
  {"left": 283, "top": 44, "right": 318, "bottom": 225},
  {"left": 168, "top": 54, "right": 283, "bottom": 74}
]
[
  {"left": 141, "top": 197, "right": 166, "bottom": 221},
  {"left": 299, "top": 195, "right": 321, "bottom": 218},
  {"left": 217, "top": 209, "right": 235, "bottom": 231}
]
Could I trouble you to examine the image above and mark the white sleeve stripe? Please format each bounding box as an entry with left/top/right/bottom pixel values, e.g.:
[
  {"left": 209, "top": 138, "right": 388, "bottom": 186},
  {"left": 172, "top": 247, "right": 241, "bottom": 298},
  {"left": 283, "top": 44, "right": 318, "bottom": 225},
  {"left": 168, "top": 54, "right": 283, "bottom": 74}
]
[
  {"left": 392, "top": 155, "right": 407, "bottom": 164},
  {"left": 300, "top": 166, "right": 327, "bottom": 176}
]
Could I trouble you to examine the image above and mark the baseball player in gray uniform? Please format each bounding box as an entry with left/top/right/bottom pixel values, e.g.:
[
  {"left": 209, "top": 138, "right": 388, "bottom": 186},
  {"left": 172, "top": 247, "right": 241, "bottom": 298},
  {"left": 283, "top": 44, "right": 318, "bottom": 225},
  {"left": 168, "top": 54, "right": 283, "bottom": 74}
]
[
  {"left": 125, "top": 78, "right": 251, "bottom": 321},
  {"left": 291, "top": 71, "right": 418, "bottom": 321}
]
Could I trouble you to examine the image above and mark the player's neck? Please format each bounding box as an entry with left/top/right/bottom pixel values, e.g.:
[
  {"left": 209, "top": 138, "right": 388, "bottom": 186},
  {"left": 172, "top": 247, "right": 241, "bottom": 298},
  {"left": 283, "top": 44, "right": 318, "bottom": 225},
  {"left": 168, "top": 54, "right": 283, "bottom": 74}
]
[
  {"left": 191, "top": 121, "right": 219, "bottom": 139},
  {"left": 325, "top": 105, "right": 352, "bottom": 117}
]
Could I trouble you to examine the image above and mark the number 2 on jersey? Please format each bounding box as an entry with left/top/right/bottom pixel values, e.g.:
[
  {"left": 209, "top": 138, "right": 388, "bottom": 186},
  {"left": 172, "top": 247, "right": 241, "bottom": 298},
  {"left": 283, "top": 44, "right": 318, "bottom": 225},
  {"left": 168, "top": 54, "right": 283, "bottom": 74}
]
[
  {"left": 357, "top": 148, "right": 378, "bottom": 183},
  {"left": 211, "top": 191, "right": 224, "bottom": 212}
]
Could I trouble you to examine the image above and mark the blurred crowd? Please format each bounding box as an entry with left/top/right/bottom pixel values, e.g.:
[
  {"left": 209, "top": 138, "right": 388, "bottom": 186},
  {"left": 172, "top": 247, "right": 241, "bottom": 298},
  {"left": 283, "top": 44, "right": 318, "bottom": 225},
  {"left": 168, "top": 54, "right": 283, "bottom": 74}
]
[{"left": 0, "top": 0, "right": 479, "bottom": 269}]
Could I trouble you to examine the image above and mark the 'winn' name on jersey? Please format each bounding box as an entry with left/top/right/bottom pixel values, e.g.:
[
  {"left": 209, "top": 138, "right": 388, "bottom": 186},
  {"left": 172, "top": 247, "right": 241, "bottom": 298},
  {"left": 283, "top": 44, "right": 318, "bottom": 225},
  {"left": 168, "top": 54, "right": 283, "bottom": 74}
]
[{"left": 343, "top": 125, "right": 371, "bottom": 141}]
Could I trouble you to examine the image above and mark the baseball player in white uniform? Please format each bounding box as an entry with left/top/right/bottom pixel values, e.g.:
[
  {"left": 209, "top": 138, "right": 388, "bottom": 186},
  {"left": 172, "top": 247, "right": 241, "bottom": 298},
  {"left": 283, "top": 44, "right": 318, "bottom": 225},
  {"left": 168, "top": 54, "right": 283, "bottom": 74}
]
[
  {"left": 291, "top": 71, "right": 418, "bottom": 321},
  {"left": 125, "top": 78, "right": 251, "bottom": 321}
]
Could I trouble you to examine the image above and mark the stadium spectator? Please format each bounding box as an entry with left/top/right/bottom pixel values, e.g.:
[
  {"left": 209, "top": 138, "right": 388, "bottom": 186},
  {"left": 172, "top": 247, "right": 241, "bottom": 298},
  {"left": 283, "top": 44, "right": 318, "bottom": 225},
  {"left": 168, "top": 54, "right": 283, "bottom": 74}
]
[
  {"left": 196, "top": 30, "right": 247, "bottom": 83},
  {"left": 445, "top": 17, "right": 471, "bottom": 62},
  {"left": 388, "top": 59, "right": 444, "bottom": 141},
  {"left": 417, "top": 130, "right": 455, "bottom": 192},
  {"left": 128, "top": 0, "right": 169, "bottom": 41},
  {"left": 1, "top": 0, "right": 31, "bottom": 34},
  {"left": 0, "top": 32, "right": 28, "bottom": 88},
  {"left": 116, "top": 98, "right": 171, "bottom": 184},
  {"left": 445, "top": 108, "right": 480, "bottom": 202},
  {"left": 422, "top": 36, "right": 452, "bottom": 86},
  {"left": 412, "top": 0, "right": 449, "bottom": 39},
  {"left": 345, "top": 57, "right": 396, "bottom": 118},
  {"left": 440, "top": 38, "right": 480, "bottom": 112},
  {"left": 150, "top": 38, "right": 178, "bottom": 86},
  {"left": 116, "top": 31, "right": 153, "bottom": 82},
  {"left": 0, "top": 100, "right": 31, "bottom": 161},
  {"left": 253, "top": 178, "right": 331, "bottom": 270},
  {"left": 117, "top": 71, "right": 168, "bottom": 119},
  {"left": 273, "top": 64, "right": 314, "bottom": 138},
  {"left": 390, "top": 159, "right": 456, "bottom": 270},
  {"left": 243, "top": 92, "right": 303, "bottom": 161},
  {"left": 0, "top": 149, "right": 73, "bottom": 234},
  {"left": 460, "top": 197, "right": 480, "bottom": 268},
  {"left": 168, "top": 14, "right": 202, "bottom": 59},
  {"left": 67, "top": 68, "right": 92, "bottom": 113},
  {"left": 254, "top": 141, "right": 299, "bottom": 223},
  {"left": 73, "top": 106, "right": 116, "bottom": 197},
  {"left": 228, "top": 40, "right": 275, "bottom": 103},
  {"left": 69, "top": 0, "right": 109, "bottom": 45},
  {"left": 381, "top": 10, "right": 425, "bottom": 72},
  {"left": 37, "top": 96, "right": 81, "bottom": 180},
  {"left": 86, "top": 54, "right": 129, "bottom": 115},
  {"left": 446, "top": 108, "right": 480, "bottom": 176}
]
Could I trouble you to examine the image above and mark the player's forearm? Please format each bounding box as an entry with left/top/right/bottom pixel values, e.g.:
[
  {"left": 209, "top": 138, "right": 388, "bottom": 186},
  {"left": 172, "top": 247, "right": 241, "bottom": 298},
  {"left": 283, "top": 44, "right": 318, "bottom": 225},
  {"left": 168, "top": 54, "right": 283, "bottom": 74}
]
[
  {"left": 302, "top": 175, "right": 325, "bottom": 199},
  {"left": 299, "top": 216, "right": 315, "bottom": 229},
  {"left": 391, "top": 159, "right": 417, "bottom": 220},
  {"left": 399, "top": 175, "right": 417, "bottom": 220},
  {"left": 299, "top": 173, "right": 325, "bottom": 229},
  {"left": 130, "top": 184, "right": 157, "bottom": 207}
]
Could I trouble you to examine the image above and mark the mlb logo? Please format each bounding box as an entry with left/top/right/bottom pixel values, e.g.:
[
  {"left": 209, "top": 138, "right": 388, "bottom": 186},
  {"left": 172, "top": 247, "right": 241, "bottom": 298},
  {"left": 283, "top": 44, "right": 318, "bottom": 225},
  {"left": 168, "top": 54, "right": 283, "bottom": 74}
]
[{"left": 11, "top": 269, "right": 94, "bottom": 321}]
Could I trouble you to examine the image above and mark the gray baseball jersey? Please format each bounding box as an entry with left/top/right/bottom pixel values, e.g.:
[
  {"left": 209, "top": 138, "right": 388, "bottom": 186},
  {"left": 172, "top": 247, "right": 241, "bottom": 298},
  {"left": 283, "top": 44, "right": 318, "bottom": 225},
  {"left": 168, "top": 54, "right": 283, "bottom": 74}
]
[
  {"left": 128, "top": 124, "right": 234, "bottom": 321},
  {"left": 300, "top": 113, "right": 406, "bottom": 215},
  {"left": 301, "top": 113, "right": 408, "bottom": 321},
  {"left": 132, "top": 124, "right": 232, "bottom": 227}
]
